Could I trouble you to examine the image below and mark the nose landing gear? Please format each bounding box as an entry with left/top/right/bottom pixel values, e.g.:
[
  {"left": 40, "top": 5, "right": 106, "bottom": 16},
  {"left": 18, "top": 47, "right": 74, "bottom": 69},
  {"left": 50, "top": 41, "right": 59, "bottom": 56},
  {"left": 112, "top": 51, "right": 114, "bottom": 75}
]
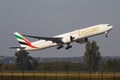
[{"left": 105, "top": 32, "right": 108, "bottom": 37}]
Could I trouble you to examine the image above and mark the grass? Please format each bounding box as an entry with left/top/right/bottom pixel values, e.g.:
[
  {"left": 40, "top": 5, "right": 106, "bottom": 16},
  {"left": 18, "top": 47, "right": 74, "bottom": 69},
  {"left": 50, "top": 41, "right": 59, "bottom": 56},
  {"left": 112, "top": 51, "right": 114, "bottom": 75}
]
[{"left": 0, "top": 71, "right": 120, "bottom": 80}]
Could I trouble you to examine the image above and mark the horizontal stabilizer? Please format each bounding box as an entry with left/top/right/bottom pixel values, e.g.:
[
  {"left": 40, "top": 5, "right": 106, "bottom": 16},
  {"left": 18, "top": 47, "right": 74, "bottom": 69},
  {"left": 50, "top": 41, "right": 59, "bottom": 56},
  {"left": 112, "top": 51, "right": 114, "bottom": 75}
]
[{"left": 9, "top": 47, "right": 25, "bottom": 49}]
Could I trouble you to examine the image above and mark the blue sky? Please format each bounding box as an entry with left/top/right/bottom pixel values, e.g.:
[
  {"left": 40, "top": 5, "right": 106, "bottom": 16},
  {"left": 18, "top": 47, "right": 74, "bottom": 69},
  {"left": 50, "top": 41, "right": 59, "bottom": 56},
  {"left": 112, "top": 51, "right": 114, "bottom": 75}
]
[{"left": 0, "top": 0, "right": 120, "bottom": 57}]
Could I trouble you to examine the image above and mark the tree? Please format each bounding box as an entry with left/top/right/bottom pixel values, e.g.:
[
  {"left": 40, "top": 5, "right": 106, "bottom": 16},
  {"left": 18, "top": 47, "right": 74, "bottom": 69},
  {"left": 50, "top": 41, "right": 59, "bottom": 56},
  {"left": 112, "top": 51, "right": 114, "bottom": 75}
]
[
  {"left": 84, "top": 41, "right": 101, "bottom": 71},
  {"left": 0, "top": 62, "right": 2, "bottom": 70},
  {"left": 15, "top": 50, "right": 38, "bottom": 71},
  {"left": 99, "top": 58, "right": 120, "bottom": 72},
  {"left": 31, "top": 59, "right": 38, "bottom": 70}
]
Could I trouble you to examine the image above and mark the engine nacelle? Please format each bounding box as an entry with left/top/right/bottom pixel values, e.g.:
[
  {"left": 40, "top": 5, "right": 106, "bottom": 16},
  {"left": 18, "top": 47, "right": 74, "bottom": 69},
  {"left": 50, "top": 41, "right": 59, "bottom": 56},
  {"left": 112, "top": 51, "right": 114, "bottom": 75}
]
[
  {"left": 62, "top": 37, "right": 71, "bottom": 43},
  {"left": 62, "top": 36, "right": 74, "bottom": 43},
  {"left": 76, "top": 38, "right": 88, "bottom": 44}
]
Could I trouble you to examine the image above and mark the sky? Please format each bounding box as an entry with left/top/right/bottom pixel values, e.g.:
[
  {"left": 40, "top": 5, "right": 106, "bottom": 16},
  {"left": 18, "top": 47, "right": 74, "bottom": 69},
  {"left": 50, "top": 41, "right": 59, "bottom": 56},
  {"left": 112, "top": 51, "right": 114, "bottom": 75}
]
[{"left": 0, "top": 0, "right": 120, "bottom": 57}]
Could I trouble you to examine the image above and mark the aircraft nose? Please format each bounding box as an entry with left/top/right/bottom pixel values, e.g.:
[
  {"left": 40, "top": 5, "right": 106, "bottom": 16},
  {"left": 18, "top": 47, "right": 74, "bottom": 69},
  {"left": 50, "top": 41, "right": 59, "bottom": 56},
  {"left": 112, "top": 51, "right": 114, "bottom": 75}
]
[
  {"left": 107, "top": 24, "right": 113, "bottom": 30},
  {"left": 109, "top": 25, "right": 113, "bottom": 30}
]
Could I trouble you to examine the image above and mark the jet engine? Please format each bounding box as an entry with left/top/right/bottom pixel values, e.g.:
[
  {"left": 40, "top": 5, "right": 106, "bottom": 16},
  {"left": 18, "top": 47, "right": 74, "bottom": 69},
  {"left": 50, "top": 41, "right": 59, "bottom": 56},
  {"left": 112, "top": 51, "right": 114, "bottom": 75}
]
[
  {"left": 62, "top": 36, "right": 74, "bottom": 43},
  {"left": 76, "top": 38, "right": 88, "bottom": 44}
]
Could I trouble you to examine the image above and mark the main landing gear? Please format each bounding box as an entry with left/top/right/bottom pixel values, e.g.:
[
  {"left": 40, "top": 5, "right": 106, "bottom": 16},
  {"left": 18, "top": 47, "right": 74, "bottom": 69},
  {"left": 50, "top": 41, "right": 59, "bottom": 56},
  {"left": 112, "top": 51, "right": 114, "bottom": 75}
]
[
  {"left": 57, "top": 45, "right": 64, "bottom": 49},
  {"left": 57, "top": 43, "right": 72, "bottom": 50},
  {"left": 57, "top": 36, "right": 74, "bottom": 50},
  {"left": 65, "top": 43, "right": 72, "bottom": 50}
]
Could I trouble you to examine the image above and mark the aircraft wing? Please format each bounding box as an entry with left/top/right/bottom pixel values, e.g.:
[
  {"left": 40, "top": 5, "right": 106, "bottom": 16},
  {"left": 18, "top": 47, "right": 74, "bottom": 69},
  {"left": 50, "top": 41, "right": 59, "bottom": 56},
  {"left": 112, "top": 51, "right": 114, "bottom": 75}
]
[{"left": 23, "top": 34, "right": 62, "bottom": 43}]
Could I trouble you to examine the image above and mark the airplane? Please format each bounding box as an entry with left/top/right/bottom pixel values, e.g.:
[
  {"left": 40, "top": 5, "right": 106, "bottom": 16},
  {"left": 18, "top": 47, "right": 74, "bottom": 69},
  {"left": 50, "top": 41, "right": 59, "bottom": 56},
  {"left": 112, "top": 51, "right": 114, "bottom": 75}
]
[{"left": 10, "top": 24, "right": 113, "bottom": 51}]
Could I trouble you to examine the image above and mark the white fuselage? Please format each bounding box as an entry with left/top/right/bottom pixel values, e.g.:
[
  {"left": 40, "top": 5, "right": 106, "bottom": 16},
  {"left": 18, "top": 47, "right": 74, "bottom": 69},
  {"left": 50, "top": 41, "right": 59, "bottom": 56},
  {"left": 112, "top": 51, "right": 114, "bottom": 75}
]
[{"left": 25, "top": 24, "right": 113, "bottom": 51}]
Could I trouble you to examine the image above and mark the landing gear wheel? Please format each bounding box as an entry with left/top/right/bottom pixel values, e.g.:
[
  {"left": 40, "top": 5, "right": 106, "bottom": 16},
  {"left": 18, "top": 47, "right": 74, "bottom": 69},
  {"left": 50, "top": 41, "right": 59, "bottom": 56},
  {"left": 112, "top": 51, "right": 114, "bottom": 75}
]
[
  {"left": 105, "top": 34, "right": 108, "bottom": 37},
  {"left": 65, "top": 43, "right": 72, "bottom": 50},
  {"left": 57, "top": 45, "right": 64, "bottom": 49},
  {"left": 105, "top": 32, "right": 108, "bottom": 37},
  {"left": 65, "top": 46, "right": 72, "bottom": 50}
]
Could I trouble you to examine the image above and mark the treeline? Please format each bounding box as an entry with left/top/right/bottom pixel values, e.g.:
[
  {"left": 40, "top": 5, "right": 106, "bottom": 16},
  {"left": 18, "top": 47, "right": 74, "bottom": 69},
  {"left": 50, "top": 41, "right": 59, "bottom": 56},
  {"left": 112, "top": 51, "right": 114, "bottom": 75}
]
[
  {"left": 33, "top": 59, "right": 120, "bottom": 72},
  {"left": 0, "top": 58, "right": 120, "bottom": 72},
  {"left": 0, "top": 41, "right": 120, "bottom": 72}
]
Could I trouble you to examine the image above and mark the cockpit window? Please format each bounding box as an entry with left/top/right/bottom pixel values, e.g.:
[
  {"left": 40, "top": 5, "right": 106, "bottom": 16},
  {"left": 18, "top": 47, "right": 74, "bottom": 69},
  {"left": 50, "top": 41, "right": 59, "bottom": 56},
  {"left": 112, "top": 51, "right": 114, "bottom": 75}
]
[{"left": 107, "top": 24, "right": 111, "bottom": 26}]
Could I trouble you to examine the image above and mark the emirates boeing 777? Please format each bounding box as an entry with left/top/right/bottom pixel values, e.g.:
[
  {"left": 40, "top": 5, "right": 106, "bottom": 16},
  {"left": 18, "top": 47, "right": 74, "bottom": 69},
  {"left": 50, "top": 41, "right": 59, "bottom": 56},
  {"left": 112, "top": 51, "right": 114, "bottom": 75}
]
[{"left": 10, "top": 24, "right": 113, "bottom": 51}]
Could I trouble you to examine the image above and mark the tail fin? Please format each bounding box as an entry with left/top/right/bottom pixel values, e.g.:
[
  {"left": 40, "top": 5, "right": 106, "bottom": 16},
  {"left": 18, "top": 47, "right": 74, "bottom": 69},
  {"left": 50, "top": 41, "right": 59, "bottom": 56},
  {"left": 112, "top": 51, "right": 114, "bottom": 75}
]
[{"left": 14, "top": 32, "right": 37, "bottom": 48}]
